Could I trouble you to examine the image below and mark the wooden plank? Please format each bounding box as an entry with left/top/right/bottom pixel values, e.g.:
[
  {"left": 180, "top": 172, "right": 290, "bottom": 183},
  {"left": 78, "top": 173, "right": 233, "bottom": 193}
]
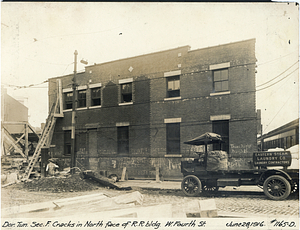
[
  {"left": 112, "top": 191, "right": 143, "bottom": 205},
  {"left": 155, "top": 167, "right": 160, "bottom": 182},
  {"left": 8, "top": 133, "right": 25, "bottom": 152},
  {"left": 120, "top": 167, "right": 127, "bottom": 181},
  {"left": 1, "top": 193, "right": 108, "bottom": 217},
  {"left": 82, "top": 170, "right": 132, "bottom": 190},
  {"left": 3, "top": 132, "right": 25, "bottom": 157},
  {"left": 25, "top": 123, "right": 29, "bottom": 156}
]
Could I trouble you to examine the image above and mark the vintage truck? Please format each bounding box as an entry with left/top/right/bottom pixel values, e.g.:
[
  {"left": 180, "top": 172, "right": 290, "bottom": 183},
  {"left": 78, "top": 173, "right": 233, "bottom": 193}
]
[{"left": 181, "top": 132, "right": 299, "bottom": 200}]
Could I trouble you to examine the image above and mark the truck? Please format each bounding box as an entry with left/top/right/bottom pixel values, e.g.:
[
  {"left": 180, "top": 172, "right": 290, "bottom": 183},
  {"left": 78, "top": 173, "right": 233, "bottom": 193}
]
[{"left": 181, "top": 132, "right": 299, "bottom": 200}]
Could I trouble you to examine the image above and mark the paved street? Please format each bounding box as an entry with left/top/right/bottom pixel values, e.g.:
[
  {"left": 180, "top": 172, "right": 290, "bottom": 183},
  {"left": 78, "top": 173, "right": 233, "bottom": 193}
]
[
  {"left": 2, "top": 179, "right": 299, "bottom": 218},
  {"left": 117, "top": 180, "right": 299, "bottom": 217}
]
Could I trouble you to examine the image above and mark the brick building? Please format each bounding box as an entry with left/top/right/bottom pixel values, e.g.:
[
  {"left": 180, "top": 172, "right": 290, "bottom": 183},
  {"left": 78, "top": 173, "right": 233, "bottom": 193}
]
[{"left": 48, "top": 39, "right": 258, "bottom": 179}]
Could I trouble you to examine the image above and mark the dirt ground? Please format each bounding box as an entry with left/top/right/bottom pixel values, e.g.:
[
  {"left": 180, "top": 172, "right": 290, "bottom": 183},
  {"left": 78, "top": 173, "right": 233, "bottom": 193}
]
[{"left": 1, "top": 174, "right": 127, "bottom": 209}]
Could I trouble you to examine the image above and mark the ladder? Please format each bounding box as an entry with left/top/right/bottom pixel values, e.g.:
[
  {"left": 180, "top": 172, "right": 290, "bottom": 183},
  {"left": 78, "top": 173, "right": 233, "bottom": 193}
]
[{"left": 23, "top": 98, "right": 59, "bottom": 180}]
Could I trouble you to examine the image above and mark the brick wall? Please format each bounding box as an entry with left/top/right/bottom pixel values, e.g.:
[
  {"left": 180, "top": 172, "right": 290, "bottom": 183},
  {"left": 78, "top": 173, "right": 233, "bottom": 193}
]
[{"left": 48, "top": 39, "right": 257, "bottom": 177}]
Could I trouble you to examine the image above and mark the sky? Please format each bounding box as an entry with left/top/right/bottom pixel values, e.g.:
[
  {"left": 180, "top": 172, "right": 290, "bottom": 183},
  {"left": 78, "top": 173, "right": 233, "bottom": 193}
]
[{"left": 1, "top": 2, "right": 299, "bottom": 135}]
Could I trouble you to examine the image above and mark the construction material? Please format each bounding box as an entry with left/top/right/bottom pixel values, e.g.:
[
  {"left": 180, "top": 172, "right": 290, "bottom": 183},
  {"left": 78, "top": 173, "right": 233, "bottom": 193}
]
[
  {"left": 155, "top": 167, "right": 160, "bottom": 182},
  {"left": 82, "top": 170, "right": 132, "bottom": 190},
  {"left": 23, "top": 97, "right": 59, "bottom": 180},
  {"left": 112, "top": 191, "right": 143, "bottom": 205},
  {"left": 120, "top": 167, "right": 127, "bottom": 181},
  {"left": 2, "top": 191, "right": 146, "bottom": 219},
  {"left": 185, "top": 199, "right": 218, "bottom": 218}
]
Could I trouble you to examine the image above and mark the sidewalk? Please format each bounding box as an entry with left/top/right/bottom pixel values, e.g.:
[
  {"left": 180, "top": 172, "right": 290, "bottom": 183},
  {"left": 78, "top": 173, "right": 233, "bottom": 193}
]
[
  {"left": 115, "top": 179, "right": 263, "bottom": 192},
  {"left": 116, "top": 180, "right": 181, "bottom": 190}
]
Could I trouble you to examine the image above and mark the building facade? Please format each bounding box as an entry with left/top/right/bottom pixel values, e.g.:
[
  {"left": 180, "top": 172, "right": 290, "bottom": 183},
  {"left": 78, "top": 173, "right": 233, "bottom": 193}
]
[
  {"left": 259, "top": 119, "right": 299, "bottom": 151},
  {"left": 48, "top": 39, "right": 258, "bottom": 179}
]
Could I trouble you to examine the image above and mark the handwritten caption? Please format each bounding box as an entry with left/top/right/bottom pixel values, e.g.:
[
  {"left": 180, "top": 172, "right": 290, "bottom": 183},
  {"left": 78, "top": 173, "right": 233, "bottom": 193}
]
[
  {"left": 2, "top": 220, "right": 205, "bottom": 229},
  {"left": 2, "top": 219, "right": 297, "bottom": 229}
]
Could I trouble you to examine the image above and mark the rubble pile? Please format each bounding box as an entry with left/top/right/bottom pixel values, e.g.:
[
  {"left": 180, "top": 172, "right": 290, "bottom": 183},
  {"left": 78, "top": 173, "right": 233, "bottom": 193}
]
[{"left": 12, "top": 174, "right": 102, "bottom": 192}]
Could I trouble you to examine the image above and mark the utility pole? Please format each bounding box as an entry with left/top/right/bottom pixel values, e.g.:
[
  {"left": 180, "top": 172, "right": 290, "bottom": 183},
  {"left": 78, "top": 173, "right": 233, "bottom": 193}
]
[{"left": 71, "top": 50, "right": 78, "bottom": 174}]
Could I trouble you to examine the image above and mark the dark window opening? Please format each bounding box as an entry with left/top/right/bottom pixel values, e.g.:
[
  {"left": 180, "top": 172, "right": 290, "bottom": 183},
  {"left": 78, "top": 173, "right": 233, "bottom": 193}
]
[
  {"left": 118, "top": 126, "right": 129, "bottom": 154},
  {"left": 91, "top": 87, "right": 101, "bottom": 106},
  {"left": 213, "top": 69, "right": 228, "bottom": 92},
  {"left": 121, "top": 83, "right": 132, "bottom": 103},
  {"left": 167, "top": 76, "right": 180, "bottom": 98},
  {"left": 212, "top": 120, "right": 229, "bottom": 153},
  {"left": 166, "top": 123, "right": 180, "bottom": 154},
  {"left": 77, "top": 90, "right": 86, "bottom": 108},
  {"left": 64, "top": 131, "right": 71, "bottom": 155},
  {"left": 64, "top": 92, "right": 73, "bottom": 110}
]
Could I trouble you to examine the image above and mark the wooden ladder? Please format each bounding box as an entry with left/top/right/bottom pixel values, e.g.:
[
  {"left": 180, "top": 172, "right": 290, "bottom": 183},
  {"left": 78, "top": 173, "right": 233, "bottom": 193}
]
[{"left": 23, "top": 98, "right": 59, "bottom": 180}]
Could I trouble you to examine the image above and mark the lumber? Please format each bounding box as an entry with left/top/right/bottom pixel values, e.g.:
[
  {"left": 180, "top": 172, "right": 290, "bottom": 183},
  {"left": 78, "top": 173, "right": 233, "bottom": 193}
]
[
  {"left": 120, "top": 167, "right": 127, "bottom": 181},
  {"left": 112, "top": 191, "right": 143, "bottom": 205},
  {"left": 82, "top": 170, "right": 132, "bottom": 190},
  {"left": 1, "top": 193, "right": 107, "bottom": 217}
]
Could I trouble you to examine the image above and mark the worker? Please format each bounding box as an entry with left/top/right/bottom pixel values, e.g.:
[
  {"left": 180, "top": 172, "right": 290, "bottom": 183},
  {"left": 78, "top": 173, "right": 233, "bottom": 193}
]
[{"left": 46, "top": 159, "right": 59, "bottom": 176}]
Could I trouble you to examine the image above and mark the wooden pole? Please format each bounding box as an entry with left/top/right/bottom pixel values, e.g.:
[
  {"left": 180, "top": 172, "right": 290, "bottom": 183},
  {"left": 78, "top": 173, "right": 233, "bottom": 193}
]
[
  {"left": 70, "top": 50, "right": 78, "bottom": 175},
  {"left": 25, "top": 122, "right": 29, "bottom": 157}
]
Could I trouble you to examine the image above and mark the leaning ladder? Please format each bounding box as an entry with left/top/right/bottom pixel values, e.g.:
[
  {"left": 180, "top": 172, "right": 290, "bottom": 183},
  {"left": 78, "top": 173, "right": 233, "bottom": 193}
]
[{"left": 23, "top": 98, "right": 59, "bottom": 180}]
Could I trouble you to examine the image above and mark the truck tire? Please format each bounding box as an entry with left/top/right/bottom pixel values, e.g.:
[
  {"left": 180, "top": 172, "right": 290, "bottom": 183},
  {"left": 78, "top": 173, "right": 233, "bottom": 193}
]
[
  {"left": 181, "top": 175, "right": 202, "bottom": 197},
  {"left": 263, "top": 175, "right": 291, "bottom": 200}
]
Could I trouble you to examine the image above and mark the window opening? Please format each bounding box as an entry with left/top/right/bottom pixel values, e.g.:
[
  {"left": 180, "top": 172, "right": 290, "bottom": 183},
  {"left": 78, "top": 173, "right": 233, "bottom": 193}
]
[
  {"left": 213, "top": 69, "right": 228, "bottom": 92},
  {"left": 167, "top": 76, "right": 180, "bottom": 98},
  {"left": 212, "top": 120, "right": 229, "bottom": 153},
  {"left": 64, "top": 131, "right": 71, "bottom": 155},
  {"left": 166, "top": 123, "right": 180, "bottom": 154},
  {"left": 77, "top": 90, "right": 86, "bottom": 108},
  {"left": 118, "top": 126, "right": 129, "bottom": 154},
  {"left": 121, "top": 83, "right": 132, "bottom": 103},
  {"left": 64, "top": 92, "right": 73, "bottom": 110},
  {"left": 91, "top": 87, "right": 101, "bottom": 106}
]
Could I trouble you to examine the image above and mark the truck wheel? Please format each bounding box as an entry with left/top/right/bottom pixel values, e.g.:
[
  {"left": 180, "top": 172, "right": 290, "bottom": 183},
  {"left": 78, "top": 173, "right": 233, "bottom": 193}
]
[
  {"left": 203, "top": 185, "right": 219, "bottom": 193},
  {"left": 263, "top": 175, "right": 291, "bottom": 200},
  {"left": 290, "top": 181, "right": 299, "bottom": 194},
  {"left": 181, "top": 175, "right": 202, "bottom": 197}
]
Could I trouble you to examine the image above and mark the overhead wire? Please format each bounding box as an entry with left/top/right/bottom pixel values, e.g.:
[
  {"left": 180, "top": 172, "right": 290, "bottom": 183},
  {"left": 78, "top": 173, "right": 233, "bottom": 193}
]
[
  {"left": 256, "top": 61, "right": 298, "bottom": 88},
  {"left": 262, "top": 87, "right": 297, "bottom": 134},
  {"left": 256, "top": 67, "right": 298, "bottom": 92}
]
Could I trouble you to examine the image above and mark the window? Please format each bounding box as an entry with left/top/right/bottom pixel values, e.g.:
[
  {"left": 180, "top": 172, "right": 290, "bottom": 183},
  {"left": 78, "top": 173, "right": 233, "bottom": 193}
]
[
  {"left": 213, "top": 69, "right": 228, "bottom": 92},
  {"left": 212, "top": 120, "right": 229, "bottom": 153},
  {"left": 91, "top": 87, "right": 101, "bottom": 106},
  {"left": 77, "top": 90, "right": 86, "bottom": 108},
  {"left": 64, "top": 131, "right": 71, "bottom": 155},
  {"left": 166, "top": 123, "right": 180, "bottom": 154},
  {"left": 121, "top": 83, "right": 132, "bottom": 103},
  {"left": 64, "top": 92, "right": 73, "bottom": 110},
  {"left": 167, "top": 76, "right": 180, "bottom": 98},
  {"left": 118, "top": 126, "right": 129, "bottom": 154}
]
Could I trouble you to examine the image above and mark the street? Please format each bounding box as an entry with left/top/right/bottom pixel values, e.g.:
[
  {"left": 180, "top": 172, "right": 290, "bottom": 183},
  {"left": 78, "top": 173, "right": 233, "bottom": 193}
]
[{"left": 1, "top": 179, "right": 298, "bottom": 218}]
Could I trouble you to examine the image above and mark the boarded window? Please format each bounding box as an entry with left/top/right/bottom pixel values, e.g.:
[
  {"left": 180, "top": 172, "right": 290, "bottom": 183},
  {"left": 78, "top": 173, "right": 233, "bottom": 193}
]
[
  {"left": 166, "top": 123, "right": 180, "bottom": 154},
  {"left": 212, "top": 120, "right": 229, "bottom": 153},
  {"left": 118, "top": 126, "right": 129, "bottom": 154},
  {"left": 213, "top": 69, "right": 229, "bottom": 92},
  {"left": 91, "top": 87, "right": 101, "bottom": 106},
  {"left": 167, "top": 76, "right": 180, "bottom": 98}
]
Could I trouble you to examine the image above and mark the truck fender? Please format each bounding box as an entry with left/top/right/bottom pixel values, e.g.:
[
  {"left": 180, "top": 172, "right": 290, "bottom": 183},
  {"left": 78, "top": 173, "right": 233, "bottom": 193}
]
[{"left": 259, "top": 169, "right": 292, "bottom": 183}]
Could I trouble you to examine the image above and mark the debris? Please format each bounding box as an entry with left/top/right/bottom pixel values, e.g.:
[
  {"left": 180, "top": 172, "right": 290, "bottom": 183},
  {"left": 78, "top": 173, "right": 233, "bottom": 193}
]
[
  {"left": 10, "top": 174, "right": 101, "bottom": 192},
  {"left": 185, "top": 199, "right": 218, "bottom": 218},
  {"left": 112, "top": 191, "right": 143, "bottom": 205},
  {"left": 81, "top": 170, "right": 132, "bottom": 190}
]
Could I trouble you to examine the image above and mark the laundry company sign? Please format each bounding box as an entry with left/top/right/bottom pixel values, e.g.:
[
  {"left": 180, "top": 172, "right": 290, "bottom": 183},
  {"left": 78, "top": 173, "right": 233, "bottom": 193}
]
[{"left": 253, "top": 151, "right": 291, "bottom": 167}]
